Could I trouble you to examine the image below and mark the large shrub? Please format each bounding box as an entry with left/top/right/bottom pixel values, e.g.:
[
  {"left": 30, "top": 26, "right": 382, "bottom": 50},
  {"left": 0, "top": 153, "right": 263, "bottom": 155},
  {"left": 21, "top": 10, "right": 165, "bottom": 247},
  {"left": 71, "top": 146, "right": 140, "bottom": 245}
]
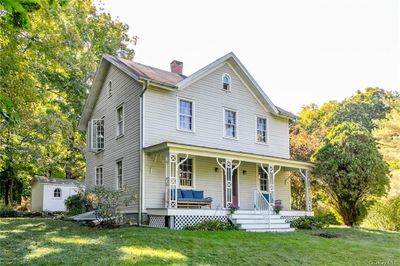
[
  {"left": 362, "top": 196, "right": 400, "bottom": 232},
  {"left": 312, "top": 122, "right": 390, "bottom": 226},
  {"left": 65, "top": 192, "right": 91, "bottom": 216},
  {"left": 87, "top": 186, "right": 137, "bottom": 227},
  {"left": 290, "top": 216, "right": 329, "bottom": 230},
  {"left": 184, "top": 220, "right": 238, "bottom": 231}
]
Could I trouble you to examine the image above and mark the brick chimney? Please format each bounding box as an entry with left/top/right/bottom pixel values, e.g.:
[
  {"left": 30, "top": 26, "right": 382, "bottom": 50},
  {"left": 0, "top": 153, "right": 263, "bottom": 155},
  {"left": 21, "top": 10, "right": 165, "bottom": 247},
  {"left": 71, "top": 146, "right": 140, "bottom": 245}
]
[{"left": 170, "top": 60, "right": 183, "bottom": 75}]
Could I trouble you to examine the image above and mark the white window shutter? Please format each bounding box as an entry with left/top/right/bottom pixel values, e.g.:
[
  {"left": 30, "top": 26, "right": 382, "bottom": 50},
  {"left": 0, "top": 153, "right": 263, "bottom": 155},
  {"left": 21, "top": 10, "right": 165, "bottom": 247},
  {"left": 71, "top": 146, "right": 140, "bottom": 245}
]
[{"left": 87, "top": 121, "right": 92, "bottom": 152}]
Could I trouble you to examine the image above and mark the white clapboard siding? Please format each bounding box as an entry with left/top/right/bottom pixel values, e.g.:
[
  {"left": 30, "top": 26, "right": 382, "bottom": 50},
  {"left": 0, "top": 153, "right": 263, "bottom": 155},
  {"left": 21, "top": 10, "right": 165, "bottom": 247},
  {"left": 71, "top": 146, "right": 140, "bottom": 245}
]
[
  {"left": 85, "top": 65, "right": 141, "bottom": 211},
  {"left": 144, "top": 63, "right": 290, "bottom": 158}
]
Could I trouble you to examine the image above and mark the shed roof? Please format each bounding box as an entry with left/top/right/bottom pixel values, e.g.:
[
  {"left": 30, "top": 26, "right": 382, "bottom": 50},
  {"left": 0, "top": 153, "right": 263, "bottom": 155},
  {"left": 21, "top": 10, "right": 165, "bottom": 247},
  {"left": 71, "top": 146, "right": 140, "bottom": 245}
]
[{"left": 32, "top": 175, "right": 84, "bottom": 186}]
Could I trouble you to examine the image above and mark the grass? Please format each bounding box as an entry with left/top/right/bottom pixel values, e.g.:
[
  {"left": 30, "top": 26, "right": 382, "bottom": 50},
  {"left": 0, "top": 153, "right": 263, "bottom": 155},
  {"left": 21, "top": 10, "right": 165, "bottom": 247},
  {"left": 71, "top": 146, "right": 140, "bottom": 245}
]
[{"left": 1, "top": 218, "right": 399, "bottom": 265}]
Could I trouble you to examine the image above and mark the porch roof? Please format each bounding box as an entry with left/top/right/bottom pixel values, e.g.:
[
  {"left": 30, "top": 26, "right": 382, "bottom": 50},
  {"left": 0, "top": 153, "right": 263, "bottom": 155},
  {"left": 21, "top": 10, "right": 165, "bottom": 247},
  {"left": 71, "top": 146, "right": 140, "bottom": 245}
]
[{"left": 144, "top": 142, "right": 313, "bottom": 170}]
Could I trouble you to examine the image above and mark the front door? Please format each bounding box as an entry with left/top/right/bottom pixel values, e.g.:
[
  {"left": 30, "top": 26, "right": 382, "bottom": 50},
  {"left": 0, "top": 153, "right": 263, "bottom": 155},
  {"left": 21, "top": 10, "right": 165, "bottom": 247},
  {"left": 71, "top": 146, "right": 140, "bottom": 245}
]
[{"left": 223, "top": 167, "right": 239, "bottom": 208}]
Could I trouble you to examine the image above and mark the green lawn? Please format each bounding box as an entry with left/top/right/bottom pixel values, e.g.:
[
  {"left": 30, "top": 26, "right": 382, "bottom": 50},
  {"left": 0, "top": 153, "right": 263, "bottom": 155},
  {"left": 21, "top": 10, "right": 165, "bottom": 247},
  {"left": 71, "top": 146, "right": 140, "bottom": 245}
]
[{"left": 0, "top": 218, "right": 399, "bottom": 265}]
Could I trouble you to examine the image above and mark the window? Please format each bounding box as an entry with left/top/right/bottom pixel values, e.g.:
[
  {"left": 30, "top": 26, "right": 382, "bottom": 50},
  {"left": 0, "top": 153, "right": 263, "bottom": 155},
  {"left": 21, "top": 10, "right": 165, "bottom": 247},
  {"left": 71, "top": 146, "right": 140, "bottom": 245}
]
[
  {"left": 90, "top": 119, "right": 104, "bottom": 152},
  {"left": 222, "top": 74, "right": 231, "bottom": 91},
  {"left": 224, "top": 109, "right": 237, "bottom": 138},
  {"left": 258, "top": 168, "right": 268, "bottom": 192},
  {"left": 116, "top": 105, "right": 124, "bottom": 137},
  {"left": 95, "top": 166, "right": 103, "bottom": 186},
  {"left": 178, "top": 99, "right": 193, "bottom": 131},
  {"left": 54, "top": 188, "right": 61, "bottom": 198},
  {"left": 108, "top": 81, "right": 112, "bottom": 97},
  {"left": 179, "top": 158, "right": 193, "bottom": 187},
  {"left": 256, "top": 117, "right": 268, "bottom": 143},
  {"left": 116, "top": 160, "right": 123, "bottom": 189}
]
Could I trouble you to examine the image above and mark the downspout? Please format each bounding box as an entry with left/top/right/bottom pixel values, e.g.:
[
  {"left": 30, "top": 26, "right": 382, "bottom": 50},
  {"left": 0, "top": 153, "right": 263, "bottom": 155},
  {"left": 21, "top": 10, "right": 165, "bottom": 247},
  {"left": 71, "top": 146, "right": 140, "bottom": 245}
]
[{"left": 138, "top": 80, "right": 149, "bottom": 226}]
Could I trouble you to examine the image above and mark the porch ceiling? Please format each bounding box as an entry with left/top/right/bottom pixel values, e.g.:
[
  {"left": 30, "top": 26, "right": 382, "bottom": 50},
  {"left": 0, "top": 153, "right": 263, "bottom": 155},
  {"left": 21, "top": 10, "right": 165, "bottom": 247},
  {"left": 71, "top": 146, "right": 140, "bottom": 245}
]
[{"left": 143, "top": 142, "right": 313, "bottom": 170}]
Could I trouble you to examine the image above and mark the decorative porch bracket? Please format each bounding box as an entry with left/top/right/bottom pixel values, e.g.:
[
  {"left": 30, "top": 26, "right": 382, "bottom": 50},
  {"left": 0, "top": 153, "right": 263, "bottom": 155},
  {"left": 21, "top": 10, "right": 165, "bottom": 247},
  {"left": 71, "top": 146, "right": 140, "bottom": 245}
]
[
  {"left": 165, "top": 153, "right": 188, "bottom": 208},
  {"left": 216, "top": 158, "right": 241, "bottom": 208},
  {"left": 299, "top": 169, "right": 312, "bottom": 211},
  {"left": 260, "top": 164, "right": 281, "bottom": 204}
]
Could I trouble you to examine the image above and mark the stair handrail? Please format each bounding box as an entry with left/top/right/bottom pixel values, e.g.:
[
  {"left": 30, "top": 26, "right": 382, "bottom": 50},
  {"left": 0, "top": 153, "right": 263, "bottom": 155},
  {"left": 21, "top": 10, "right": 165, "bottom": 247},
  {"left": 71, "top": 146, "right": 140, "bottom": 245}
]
[{"left": 254, "top": 189, "right": 273, "bottom": 228}]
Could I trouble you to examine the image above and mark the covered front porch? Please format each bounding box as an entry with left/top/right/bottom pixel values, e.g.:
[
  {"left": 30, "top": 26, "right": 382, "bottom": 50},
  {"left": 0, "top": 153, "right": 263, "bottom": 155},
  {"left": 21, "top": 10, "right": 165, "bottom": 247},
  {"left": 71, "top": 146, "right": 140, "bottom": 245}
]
[{"left": 143, "top": 142, "right": 313, "bottom": 229}]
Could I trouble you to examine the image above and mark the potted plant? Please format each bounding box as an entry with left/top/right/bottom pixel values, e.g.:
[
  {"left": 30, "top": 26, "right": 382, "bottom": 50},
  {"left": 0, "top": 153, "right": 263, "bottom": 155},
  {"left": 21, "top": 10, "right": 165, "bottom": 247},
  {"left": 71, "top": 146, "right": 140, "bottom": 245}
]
[
  {"left": 273, "top": 200, "right": 283, "bottom": 214},
  {"left": 228, "top": 203, "right": 239, "bottom": 215}
]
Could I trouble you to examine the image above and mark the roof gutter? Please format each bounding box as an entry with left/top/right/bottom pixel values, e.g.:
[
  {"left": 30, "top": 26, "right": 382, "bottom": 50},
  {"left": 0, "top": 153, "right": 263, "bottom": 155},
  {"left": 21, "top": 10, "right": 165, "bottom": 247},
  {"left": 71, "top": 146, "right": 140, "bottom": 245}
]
[{"left": 138, "top": 80, "right": 149, "bottom": 226}]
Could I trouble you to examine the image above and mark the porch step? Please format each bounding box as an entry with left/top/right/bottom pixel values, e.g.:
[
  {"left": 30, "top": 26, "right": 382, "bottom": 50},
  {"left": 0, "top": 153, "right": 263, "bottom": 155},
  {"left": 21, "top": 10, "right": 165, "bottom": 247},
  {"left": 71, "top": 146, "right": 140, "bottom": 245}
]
[
  {"left": 233, "top": 218, "right": 287, "bottom": 224},
  {"left": 230, "top": 210, "right": 293, "bottom": 233},
  {"left": 231, "top": 214, "right": 281, "bottom": 219},
  {"left": 239, "top": 223, "right": 291, "bottom": 230}
]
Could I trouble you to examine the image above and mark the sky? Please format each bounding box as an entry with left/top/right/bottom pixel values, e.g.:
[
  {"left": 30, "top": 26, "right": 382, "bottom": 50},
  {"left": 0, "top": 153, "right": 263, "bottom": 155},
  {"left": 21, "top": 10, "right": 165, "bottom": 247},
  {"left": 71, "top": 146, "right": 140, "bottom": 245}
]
[{"left": 97, "top": 0, "right": 399, "bottom": 114}]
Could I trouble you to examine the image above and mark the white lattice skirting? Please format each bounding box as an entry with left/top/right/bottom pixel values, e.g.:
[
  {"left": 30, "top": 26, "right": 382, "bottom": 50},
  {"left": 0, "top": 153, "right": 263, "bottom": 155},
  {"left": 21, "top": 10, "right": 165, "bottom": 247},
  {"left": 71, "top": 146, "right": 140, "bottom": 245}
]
[
  {"left": 174, "top": 215, "right": 228, "bottom": 229},
  {"left": 149, "top": 215, "right": 166, "bottom": 228}
]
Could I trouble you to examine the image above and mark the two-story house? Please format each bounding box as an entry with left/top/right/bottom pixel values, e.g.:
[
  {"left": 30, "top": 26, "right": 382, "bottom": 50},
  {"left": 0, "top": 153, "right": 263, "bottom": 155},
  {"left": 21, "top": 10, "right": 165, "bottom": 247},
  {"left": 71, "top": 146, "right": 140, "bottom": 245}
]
[{"left": 78, "top": 52, "right": 313, "bottom": 232}]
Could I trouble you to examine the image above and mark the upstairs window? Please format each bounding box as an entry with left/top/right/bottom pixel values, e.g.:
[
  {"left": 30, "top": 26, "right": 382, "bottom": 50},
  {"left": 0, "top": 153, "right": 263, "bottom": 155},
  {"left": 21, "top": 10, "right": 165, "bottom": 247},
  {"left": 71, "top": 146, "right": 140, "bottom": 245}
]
[
  {"left": 54, "top": 188, "right": 61, "bottom": 198},
  {"left": 178, "top": 99, "right": 193, "bottom": 131},
  {"left": 95, "top": 166, "right": 103, "bottom": 186},
  {"left": 222, "top": 74, "right": 231, "bottom": 91},
  {"left": 116, "top": 160, "right": 123, "bottom": 190},
  {"left": 90, "top": 119, "right": 105, "bottom": 152},
  {"left": 224, "top": 109, "right": 237, "bottom": 138},
  {"left": 256, "top": 117, "right": 268, "bottom": 143},
  {"left": 179, "top": 158, "right": 193, "bottom": 187},
  {"left": 116, "top": 105, "right": 124, "bottom": 137}
]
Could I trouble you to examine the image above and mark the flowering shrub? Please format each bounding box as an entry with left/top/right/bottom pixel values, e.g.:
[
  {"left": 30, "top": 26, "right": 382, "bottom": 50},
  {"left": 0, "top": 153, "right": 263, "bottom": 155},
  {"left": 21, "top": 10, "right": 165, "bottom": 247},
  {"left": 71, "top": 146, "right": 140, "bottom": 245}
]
[{"left": 290, "top": 216, "right": 329, "bottom": 229}]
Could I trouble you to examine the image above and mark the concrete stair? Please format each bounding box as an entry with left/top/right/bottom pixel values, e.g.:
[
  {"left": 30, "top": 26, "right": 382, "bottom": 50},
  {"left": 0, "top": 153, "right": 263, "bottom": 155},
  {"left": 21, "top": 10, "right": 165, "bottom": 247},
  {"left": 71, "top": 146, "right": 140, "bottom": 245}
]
[{"left": 230, "top": 210, "right": 294, "bottom": 233}]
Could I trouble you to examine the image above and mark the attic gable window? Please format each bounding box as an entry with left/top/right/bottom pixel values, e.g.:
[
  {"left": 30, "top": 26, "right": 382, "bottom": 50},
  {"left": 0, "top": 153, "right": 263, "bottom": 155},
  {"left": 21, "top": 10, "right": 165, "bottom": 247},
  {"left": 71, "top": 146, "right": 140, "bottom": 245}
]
[
  {"left": 89, "top": 119, "right": 105, "bottom": 152},
  {"left": 222, "top": 74, "right": 231, "bottom": 91}
]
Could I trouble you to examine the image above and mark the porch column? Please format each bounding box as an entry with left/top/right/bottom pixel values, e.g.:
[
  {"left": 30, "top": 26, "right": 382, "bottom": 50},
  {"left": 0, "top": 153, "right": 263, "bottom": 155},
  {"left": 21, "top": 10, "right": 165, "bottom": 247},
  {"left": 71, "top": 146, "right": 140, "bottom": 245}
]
[
  {"left": 216, "top": 158, "right": 241, "bottom": 208},
  {"left": 166, "top": 153, "right": 178, "bottom": 208},
  {"left": 225, "top": 160, "right": 233, "bottom": 208},
  {"left": 299, "top": 169, "right": 312, "bottom": 211}
]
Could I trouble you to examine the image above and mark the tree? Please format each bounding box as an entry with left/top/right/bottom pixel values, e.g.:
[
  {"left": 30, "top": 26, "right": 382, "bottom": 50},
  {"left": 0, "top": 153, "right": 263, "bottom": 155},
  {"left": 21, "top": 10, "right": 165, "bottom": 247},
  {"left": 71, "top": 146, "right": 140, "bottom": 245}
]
[
  {"left": 312, "top": 122, "right": 390, "bottom": 226},
  {"left": 0, "top": 0, "right": 136, "bottom": 205},
  {"left": 328, "top": 88, "right": 395, "bottom": 131},
  {"left": 374, "top": 100, "right": 400, "bottom": 196}
]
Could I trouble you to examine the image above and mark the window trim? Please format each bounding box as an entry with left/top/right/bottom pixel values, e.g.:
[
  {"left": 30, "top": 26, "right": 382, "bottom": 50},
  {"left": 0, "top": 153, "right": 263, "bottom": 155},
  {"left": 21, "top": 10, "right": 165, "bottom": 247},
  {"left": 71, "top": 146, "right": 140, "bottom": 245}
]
[
  {"left": 116, "top": 159, "right": 123, "bottom": 190},
  {"left": 178, "top": 157, "right": 196, "bottom": 189},
  {"left": 223, "top": 107, "right": 238, "bottom": 140},
  {"left": 95, "top": 166, "right": 103, "bottom": 186},
  {"left": 90, "top": 117, "right": 105, "bottom": 153},
  {"left": 176, "top": 97, "right": 195, "bottom": 133},
  {"left": 257, "top": 167, "right": 269, "bottom": 193},
  {"left": 255, "top": 115, "right": 269, "bottom": 145},
  {"left": 222, "top": 73, "right": 232, "bottom": 92},
  {"left": 116, "top": 103, "right": 124, "bottom": 138},
  {"left": 53, "top": 188, "right": 62, "bottom": 199}
]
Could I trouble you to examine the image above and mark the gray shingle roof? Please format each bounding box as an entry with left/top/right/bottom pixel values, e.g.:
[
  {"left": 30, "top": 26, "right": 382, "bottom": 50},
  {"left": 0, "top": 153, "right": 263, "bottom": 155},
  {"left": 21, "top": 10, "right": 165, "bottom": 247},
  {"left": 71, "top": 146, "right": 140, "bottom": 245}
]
[
  {"left": 32, "top": 175, "right": 84, "bottom": 186},
  {"left": 275, "top": 106, "right": 298, "bottom": 119},
  {"left": 107, "top": 55, "right": 186, "bottom": 87}
]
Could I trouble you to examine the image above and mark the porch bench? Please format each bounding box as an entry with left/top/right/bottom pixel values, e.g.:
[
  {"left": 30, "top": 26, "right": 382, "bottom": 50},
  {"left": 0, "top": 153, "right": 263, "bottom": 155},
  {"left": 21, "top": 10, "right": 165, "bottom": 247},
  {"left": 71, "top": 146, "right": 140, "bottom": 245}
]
[{"left": 177, "top": 189, "right": 212, "bottom": 208}]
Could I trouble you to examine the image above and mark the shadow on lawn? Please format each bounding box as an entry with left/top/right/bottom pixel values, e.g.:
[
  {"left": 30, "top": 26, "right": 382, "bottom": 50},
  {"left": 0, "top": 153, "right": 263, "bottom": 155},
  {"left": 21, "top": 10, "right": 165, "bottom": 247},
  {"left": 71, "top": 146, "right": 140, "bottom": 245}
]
[{"left": 0, "top": 218, "right": 189, "bottom": 265}]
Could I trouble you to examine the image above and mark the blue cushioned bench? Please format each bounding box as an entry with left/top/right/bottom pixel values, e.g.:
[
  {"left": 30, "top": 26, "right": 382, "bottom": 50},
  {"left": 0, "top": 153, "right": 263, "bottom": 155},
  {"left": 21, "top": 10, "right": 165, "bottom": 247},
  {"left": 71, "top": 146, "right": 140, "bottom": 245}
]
[{"left": 177, "top": 189, "right": 212, "bottom": 208}]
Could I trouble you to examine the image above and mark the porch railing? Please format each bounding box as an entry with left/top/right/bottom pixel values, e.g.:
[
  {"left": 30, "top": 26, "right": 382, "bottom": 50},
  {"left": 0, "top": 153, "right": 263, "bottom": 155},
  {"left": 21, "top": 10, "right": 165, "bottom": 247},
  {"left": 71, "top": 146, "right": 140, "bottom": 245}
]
[{"left": 254, "top": 189, "right": 274, "bottom": 228}]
